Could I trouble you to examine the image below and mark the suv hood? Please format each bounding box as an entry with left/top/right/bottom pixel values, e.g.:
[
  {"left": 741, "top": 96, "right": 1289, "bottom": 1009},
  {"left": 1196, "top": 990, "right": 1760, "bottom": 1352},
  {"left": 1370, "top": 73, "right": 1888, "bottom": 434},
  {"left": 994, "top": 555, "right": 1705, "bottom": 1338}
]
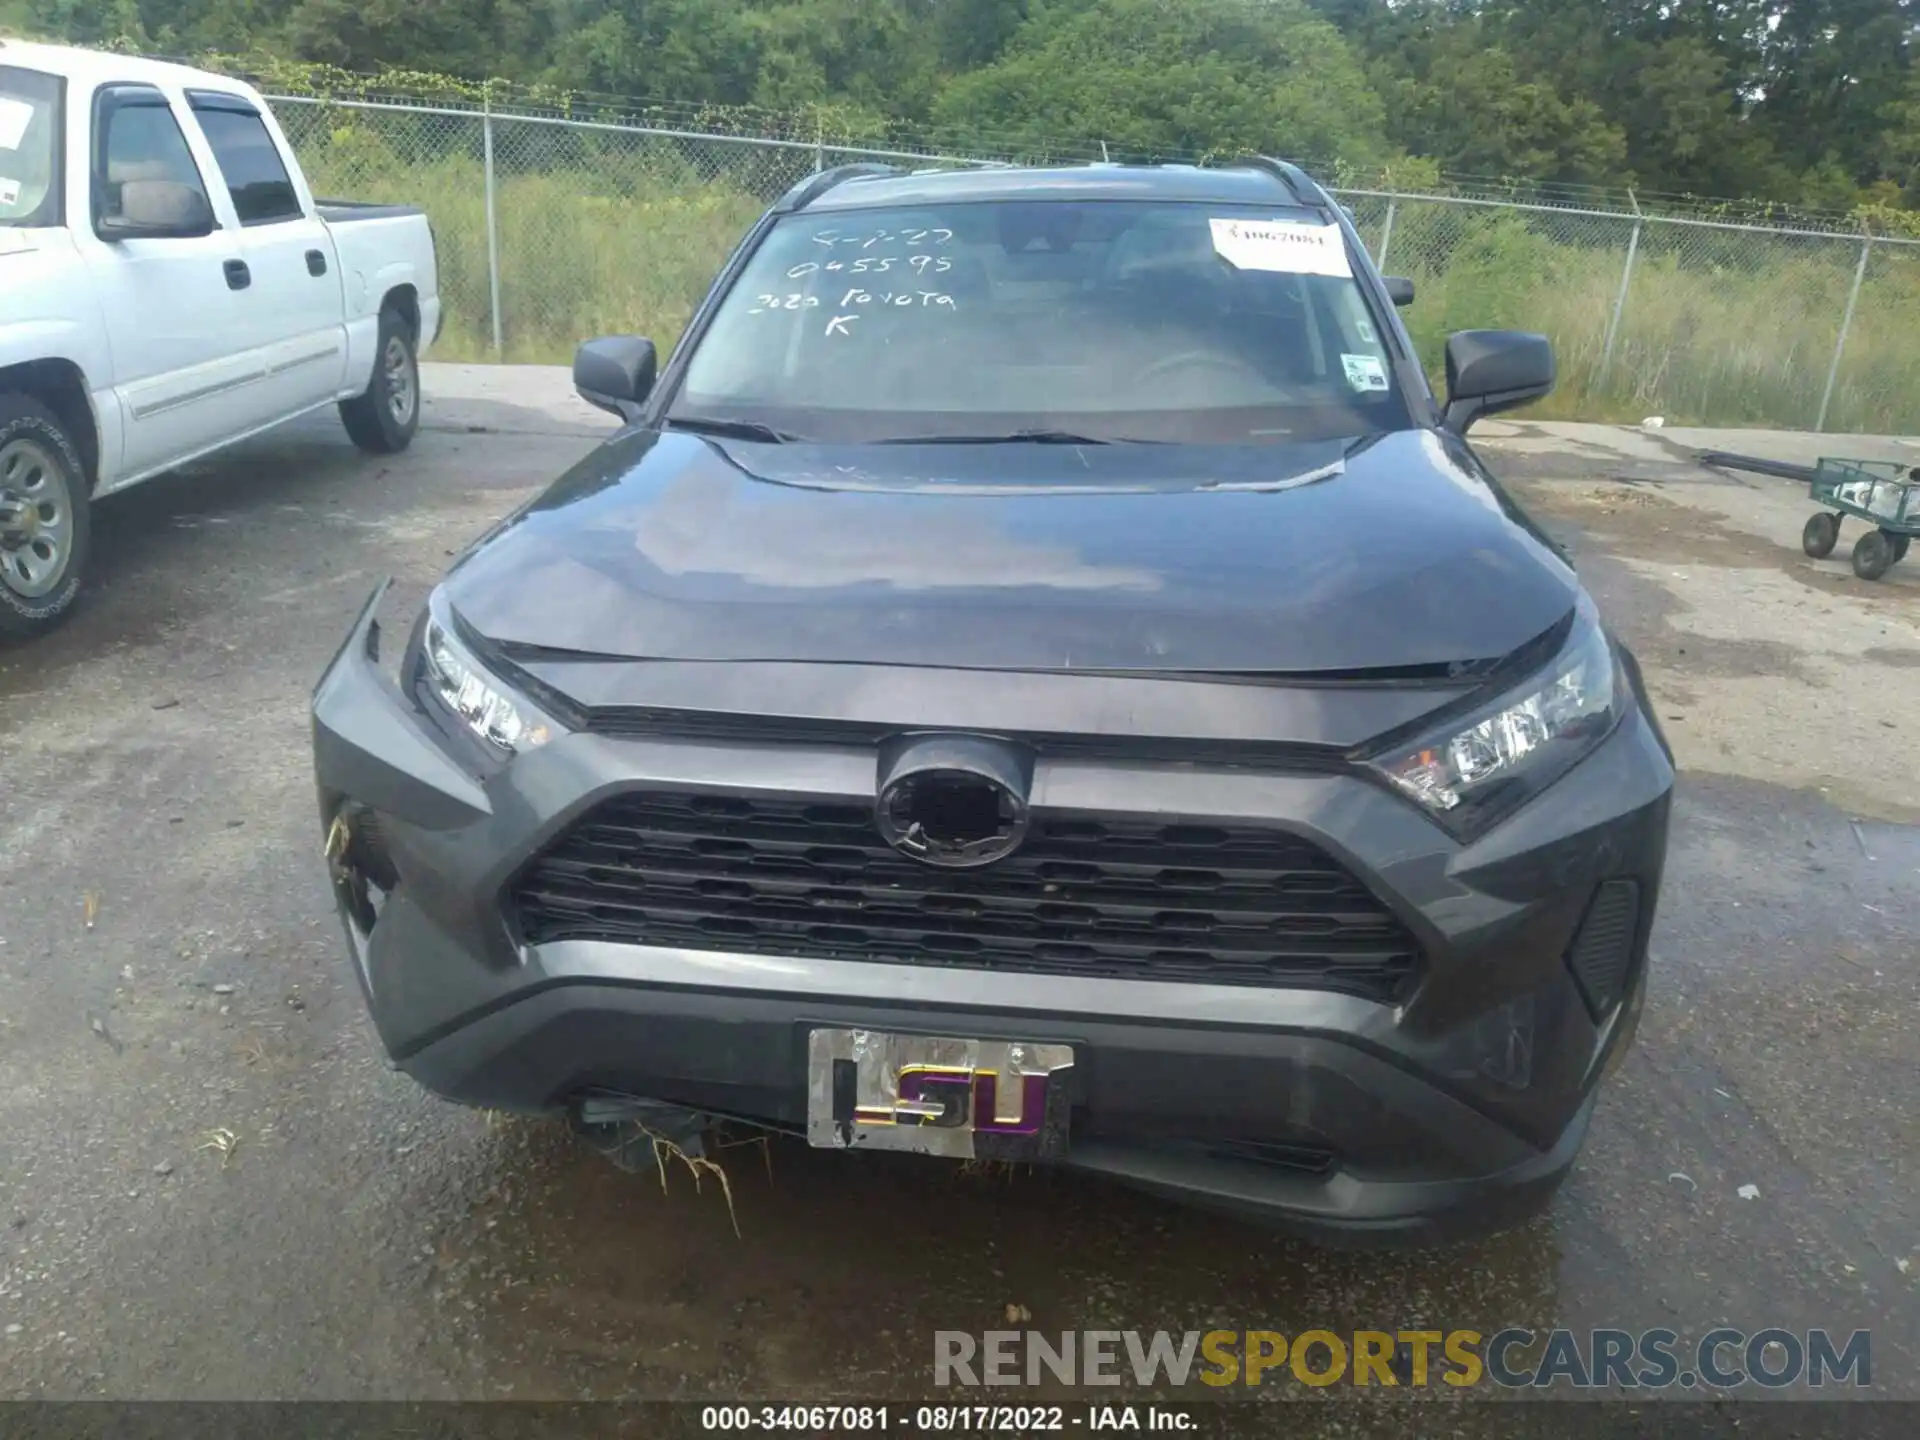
[{"left": 441, "top": 427, "right": 1577, "bottom": 675}]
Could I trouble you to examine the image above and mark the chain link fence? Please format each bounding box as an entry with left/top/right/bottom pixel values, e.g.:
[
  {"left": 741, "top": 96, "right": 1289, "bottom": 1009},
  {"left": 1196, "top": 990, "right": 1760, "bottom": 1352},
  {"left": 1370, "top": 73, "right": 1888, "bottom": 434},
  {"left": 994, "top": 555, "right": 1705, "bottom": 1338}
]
[{"left": 272, "top": 93, "right": 1920, "bottom": 433}]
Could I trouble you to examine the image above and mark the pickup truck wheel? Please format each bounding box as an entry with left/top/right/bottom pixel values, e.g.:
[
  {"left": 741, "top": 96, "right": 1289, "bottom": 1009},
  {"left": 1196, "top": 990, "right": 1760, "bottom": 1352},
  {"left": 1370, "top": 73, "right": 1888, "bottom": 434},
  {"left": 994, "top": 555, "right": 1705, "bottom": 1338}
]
[
  {"left": 0, "top": 396, "right": 90, "bottom": 641},
  {"left": 340, "top": 309, "right": 420, "bottom": 454}
]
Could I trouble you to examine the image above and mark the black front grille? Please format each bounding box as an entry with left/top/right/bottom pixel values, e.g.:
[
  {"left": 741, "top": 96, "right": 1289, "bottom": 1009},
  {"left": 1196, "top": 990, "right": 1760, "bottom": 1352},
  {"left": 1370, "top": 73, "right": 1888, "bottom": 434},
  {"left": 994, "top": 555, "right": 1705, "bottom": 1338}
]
[{"left": 512, "top": 792, "right": 1420, "bottom": 1003}]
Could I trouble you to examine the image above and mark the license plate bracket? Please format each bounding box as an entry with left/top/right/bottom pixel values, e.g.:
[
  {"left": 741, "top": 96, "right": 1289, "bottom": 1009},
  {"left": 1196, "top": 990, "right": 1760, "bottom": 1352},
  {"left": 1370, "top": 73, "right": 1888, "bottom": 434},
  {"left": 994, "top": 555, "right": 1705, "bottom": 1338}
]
[{"left": 805, "top": 1028, "right": 1074, "bottom": 1161}]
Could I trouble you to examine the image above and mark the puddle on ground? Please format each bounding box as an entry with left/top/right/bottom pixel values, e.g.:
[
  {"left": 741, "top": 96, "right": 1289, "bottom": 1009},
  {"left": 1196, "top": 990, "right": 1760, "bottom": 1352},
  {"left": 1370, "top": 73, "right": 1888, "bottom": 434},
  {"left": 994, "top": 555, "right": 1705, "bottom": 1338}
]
[
  {"left": 1860, "top": 645, "right": 1920, "bottom": 668},
  {"left": 1627, "top": 630, "right": 1810, "bottom": 682}
]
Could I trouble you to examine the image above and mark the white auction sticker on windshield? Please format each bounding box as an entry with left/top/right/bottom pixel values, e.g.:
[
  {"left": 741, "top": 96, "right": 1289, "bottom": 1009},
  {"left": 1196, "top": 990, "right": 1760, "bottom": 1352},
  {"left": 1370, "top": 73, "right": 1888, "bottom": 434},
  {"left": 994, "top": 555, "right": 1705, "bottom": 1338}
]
[
  {"left": 0, "top": 99, "right": 33, "bottom": 151},
  {"left": 1210, "top": 217, "right": 1352, "bottom": 277},
  {"left": 1342, "top": 353, "right": 1389, "bottom": 392},
  {"left": 0, "top": 179, "right": 19, "bottom": 207}
]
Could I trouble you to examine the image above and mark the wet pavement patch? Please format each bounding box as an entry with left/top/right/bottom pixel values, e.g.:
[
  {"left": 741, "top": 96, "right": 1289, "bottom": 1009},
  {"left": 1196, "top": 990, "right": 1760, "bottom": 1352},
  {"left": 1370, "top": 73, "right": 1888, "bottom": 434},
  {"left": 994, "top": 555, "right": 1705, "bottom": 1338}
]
[
  {"left": 1861, "top": 646, "right": 1920, "bottom": 668},
  {"left": 1629, "top": 630, "right": 1810, "bottom": 682}
]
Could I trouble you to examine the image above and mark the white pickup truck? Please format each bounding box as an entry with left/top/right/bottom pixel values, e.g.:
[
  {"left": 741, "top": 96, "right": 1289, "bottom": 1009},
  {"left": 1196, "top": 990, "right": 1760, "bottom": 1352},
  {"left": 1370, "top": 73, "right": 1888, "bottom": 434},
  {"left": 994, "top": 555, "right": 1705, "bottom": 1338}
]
[{"left": 0, "top": 40, "right": 441, "bottom": 638}]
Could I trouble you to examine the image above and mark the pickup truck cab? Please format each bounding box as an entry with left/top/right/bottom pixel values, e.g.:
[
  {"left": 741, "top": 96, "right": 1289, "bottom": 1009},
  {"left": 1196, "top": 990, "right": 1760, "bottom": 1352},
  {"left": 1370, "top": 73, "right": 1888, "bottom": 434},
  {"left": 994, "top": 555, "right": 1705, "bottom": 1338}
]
[{"left": 0, "top": 40, "right": 441, "bottom": 638}]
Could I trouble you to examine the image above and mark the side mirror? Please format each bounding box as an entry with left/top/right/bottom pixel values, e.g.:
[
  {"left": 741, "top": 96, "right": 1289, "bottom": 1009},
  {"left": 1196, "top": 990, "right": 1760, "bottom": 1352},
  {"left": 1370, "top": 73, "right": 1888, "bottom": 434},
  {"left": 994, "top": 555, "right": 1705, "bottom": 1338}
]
[
  {"left": 97, "top": 180, "right": 215, "bottom": 240},
  {"left": 1443, "top": 330, "right": 1554, "bottom": 434},
  {"left": 1383, "top": 276, "right": 1415, "bottom": 307},
  {"left": 574, "top": 336, "right": 657, "bottom": 422}
]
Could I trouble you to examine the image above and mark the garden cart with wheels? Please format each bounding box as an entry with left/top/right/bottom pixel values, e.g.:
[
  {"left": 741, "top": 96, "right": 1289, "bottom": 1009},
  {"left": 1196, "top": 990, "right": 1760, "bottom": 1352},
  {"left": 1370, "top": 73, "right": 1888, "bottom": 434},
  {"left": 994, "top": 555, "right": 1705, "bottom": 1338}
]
[{"left": 1799, "top": 458, "right": 1920, "bottom": 581}]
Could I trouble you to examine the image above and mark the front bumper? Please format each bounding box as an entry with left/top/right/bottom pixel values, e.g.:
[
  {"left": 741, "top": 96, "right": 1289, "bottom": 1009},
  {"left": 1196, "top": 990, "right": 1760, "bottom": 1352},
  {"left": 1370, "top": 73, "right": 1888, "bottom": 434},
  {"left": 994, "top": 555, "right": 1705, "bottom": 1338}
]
[{"left": 312, "top": 585, "right": 1673, "bottom": 1242}]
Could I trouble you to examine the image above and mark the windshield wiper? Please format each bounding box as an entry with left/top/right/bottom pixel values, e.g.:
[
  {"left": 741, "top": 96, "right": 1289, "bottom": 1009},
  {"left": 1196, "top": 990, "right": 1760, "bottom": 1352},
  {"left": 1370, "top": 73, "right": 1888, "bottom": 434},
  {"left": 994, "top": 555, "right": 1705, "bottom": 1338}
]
[
  {"left": 663, "top": 415, "right": 801, "bottom": 443},
  {"left": 874, "top": 429, "right": 1156, "bottom": 446}
]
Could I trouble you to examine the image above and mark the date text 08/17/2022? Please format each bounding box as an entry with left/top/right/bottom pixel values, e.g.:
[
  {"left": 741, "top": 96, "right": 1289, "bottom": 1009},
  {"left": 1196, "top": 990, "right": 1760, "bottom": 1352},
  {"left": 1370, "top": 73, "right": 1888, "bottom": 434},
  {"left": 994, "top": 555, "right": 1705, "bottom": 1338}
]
[{"left": 700, "top": 1405, "right": 1197, "bottom": 1432}]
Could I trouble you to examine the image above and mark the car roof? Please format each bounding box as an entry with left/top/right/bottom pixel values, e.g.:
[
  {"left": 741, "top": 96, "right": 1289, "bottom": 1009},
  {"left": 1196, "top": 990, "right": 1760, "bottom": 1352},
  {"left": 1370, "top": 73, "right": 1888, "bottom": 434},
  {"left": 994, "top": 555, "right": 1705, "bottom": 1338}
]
[
  {"left": 0, "top": 39, "right": 263, "bottom": 99},
  {"left": 789, "top": 162, "right": 1331, "bottom": 215}
]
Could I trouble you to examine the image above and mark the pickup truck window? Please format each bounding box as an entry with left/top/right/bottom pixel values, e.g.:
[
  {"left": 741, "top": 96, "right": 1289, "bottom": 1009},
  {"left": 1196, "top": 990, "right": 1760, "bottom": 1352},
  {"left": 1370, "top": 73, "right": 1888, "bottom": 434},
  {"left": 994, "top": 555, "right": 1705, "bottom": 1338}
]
[
  {"left": 0, "top": 66, "right": 62, "bottom": 228},
  {"left": 94, "top": 86, "right": 211, "bottom": 227},
  {"left": 188, "top": 92, "right": 301, "bottom": 226}
]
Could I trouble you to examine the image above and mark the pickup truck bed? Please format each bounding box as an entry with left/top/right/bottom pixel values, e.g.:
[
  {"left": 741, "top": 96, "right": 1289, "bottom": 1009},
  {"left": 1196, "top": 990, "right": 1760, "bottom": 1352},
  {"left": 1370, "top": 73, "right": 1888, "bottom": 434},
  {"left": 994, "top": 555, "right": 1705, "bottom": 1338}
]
[{"left": 316, "top": 201, "right": 430, "bottom": 223}]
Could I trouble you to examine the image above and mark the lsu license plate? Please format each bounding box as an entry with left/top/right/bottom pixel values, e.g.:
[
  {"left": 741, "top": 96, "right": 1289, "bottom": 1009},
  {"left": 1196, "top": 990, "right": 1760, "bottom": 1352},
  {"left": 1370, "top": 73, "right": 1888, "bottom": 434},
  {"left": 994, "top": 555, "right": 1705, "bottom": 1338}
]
[{"left": 806, "top": 1028, "right": 1074, "bottom": 1161}]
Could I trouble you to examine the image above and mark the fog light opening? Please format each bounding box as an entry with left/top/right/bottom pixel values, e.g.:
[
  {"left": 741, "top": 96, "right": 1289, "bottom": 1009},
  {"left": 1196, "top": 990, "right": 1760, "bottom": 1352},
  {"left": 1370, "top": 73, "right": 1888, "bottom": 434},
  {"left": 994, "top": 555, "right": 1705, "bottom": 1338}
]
[
  {"left": 1440, "top": 993, "right": 1537, "bottom": 1092},
  {"left": 326, "top": 804, "right": 396, "bottom": 937}
]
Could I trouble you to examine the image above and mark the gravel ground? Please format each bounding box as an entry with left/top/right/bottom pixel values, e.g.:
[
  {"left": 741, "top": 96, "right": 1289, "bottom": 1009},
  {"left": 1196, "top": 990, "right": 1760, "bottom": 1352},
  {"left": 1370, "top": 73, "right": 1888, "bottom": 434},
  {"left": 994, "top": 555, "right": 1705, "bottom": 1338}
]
[{"left": 0, "top": 373, "right": 1915, "bottom": 1422}]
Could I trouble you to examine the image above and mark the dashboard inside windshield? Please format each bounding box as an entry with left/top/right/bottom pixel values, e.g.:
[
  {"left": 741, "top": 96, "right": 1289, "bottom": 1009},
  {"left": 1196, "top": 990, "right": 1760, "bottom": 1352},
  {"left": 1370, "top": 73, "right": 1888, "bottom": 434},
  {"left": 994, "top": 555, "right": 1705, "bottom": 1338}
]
[{"left": 671, "top": 197, "right": 1415, "bottom": 445}]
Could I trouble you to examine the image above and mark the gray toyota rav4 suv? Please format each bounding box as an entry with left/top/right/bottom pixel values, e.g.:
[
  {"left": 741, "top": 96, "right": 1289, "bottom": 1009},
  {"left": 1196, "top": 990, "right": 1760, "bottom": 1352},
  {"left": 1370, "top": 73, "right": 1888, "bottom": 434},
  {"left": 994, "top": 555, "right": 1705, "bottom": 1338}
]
[{"left": 312, "top": 157, "right": 1674, "bottom": 1242}]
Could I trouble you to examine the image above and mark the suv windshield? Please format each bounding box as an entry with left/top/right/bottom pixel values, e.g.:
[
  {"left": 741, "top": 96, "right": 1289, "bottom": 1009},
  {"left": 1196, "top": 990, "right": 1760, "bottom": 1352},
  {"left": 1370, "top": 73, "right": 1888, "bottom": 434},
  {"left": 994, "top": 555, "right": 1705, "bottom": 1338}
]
[
  {"left": 672, "top": 197, "right": 1412, "bottom": 445},
  {"left": 0, "top": 67, "right": 62, "bottom": 228}
]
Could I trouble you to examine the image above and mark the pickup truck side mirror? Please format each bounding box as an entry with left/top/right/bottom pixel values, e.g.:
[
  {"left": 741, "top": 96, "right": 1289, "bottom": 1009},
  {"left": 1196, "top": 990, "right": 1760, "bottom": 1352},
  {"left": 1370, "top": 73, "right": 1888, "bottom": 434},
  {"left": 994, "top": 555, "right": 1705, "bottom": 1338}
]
[
  {"left": 1443, "top": 329, "right": 1554, "bottom": 434},
  {"left": 574, "top": 336, "right": 658, "bottom": 423},
  {"left": 1383, "top": 276, "right": 1415, "bottom": 307},
  {"left": 97, "top": 180, "right": 216, "bottom": 241}
]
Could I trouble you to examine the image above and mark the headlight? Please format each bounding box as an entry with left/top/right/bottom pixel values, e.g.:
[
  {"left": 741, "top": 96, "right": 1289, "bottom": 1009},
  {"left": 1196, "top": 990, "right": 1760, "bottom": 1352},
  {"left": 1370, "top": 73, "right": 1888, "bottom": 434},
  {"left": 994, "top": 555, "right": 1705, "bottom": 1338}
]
[
  {"left": 418, "top": 608, "right": 555, "bottom": 757},
  {"left": 1365, "top": 612, "right": 1624, "bottom": 838}
]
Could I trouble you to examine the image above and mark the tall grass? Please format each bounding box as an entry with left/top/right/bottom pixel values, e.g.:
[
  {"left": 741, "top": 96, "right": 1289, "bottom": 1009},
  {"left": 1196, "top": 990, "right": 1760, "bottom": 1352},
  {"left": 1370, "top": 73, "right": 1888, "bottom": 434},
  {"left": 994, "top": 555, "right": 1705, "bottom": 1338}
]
[
  {"left": 292, "top": 113, "right": 775, "bottom": 365},
  {"left": 287, "top": 109, "right": 1920, "bottom": 432},
  {"left": 1385, "top": 208, "right": 1920, "bottom": 431}
]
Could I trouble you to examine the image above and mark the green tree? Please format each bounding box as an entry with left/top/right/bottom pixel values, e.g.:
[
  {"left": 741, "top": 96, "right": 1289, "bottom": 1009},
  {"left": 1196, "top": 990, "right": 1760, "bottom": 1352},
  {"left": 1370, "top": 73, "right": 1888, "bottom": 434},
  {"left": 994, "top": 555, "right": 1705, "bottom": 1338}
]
[
  {"left": 539, "top": 0, "right": 761, "bottom": 101},
  {"left": 24, "top": 0, "right": 300, "bottom": 51},
  {"left": 743, "top": 0, "right": 939, "bottom": 115},
  {"left": 932, "top": 0, "right": 1391, "bottom": 165},
  {"left": 1488, "top": 0, "right": 1906, "bottom": 200},
  {"left": 17, "top": 0, "right": 1920, "bottom": 223},
  {"left": 282, "top": 0, "right": 512, "bottom": 79},
  {"left": 1875, "top": 64, "right": 1920, "bottom": 201},
  {"left": 1756, "top": 0, "right": 1915, "bottom": 182},
  {"left": 21, "top": 0, "right": 151, "bottom": 46},
  {"left": 931, "top": 0, "right": 1029, "bottom": 72},
  {"left": 1611, "top": 34, "right": 1797, "bottom": 199},
  {"left": 1367, "top": 24, "right": 1626, "bottom": 184}
]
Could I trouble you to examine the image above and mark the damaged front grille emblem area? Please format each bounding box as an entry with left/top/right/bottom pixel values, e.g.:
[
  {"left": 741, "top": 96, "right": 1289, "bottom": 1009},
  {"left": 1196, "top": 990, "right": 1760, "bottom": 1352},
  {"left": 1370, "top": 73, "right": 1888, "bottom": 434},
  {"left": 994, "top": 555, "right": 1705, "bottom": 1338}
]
[{"left": 873, "top": 733, "right": 1033, "bottom": 869}]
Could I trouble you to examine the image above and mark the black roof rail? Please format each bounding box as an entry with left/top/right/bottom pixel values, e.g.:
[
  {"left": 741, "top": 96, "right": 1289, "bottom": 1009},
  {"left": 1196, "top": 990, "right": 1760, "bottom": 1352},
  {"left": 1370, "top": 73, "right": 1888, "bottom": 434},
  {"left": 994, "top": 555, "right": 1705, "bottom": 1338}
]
[
  {"left": 775, "top": 162, "right": 902, "bottom": 213},
  {"left": 1228, "top": 155, "right": 1330, "bottom": 211}
]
